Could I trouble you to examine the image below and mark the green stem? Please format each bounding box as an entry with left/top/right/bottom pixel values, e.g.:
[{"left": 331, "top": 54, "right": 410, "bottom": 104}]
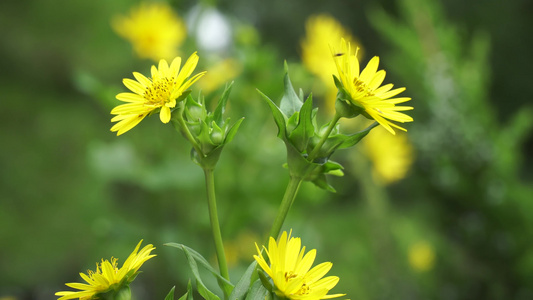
[
  {"left": 307, "top": 113, "right": 342, "bottom": 162},
  {"left": 268, "top": 176, "right": 303, "bottom": 240},
  {"left": 204, "top": 168, "right": 231, "bottom": 283}
]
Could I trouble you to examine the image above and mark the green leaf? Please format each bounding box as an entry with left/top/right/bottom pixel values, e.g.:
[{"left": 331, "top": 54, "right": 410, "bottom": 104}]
[
  {"left": 214, "top": 82, "right": 234, "bottom": 125},
  {"left": 165, "top": 243, "right": 234, "bottom": 296},
  {"left": 257, "top": 89, "right": 287, "bottom": 139},
  {"left": 165, "top": 286, "right": 176, "bottom": 300},
  {"left": 181, "top": 246, "right": 220, "bottom": 300},
  {"left": 177, "top": 281, "right": 194, "bottom": 300},
  {"left": 279, "top": 63, "right": 303, "bottom": 117},
  {"left": 245, "top": 280, "right": 270, "bottom": 300},
  {"left": 228, "top": 261, "right": 257, "bottom": 300},
  {"left": 289, "top": 94, "right": 314, "bottom": 152}
]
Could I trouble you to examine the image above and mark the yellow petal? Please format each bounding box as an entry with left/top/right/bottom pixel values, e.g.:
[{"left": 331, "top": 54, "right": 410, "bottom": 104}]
[
  {"left": 123, "top": 78, "right": 145, "bottom": 94},
  {"left": 160, "top": 106, "right": 171, "bottom": 123}
]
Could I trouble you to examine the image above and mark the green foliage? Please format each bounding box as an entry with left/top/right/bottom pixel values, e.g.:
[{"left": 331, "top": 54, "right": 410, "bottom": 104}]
[
  {"left": 259, "top": 68, "right": 376, "bottom": 191},
  {"left": 176, "top": 83, "right": 245, "bottom": 170},
  {"left": 166, "top": 243, "right": 234, "bottom": 298}
]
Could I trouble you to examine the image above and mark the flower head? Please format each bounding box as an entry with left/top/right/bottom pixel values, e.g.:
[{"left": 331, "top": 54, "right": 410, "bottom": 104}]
[
  {"left": 112, "top": 2, "right": 187, "bottom": 61},
  {"left": 331, "top": 38, "right": 413, "bottom": 135},
  {"left": 301, "top": 14, "right": 361, "bottom": 85},
  {"left": 254, "top": 231, "right": 344, "bottom": 300},
  {"left": 111, "top": 52, "right": 206, "bottom": 135},
  {"left": 56, "top": 240, "right": 156, "bottom": 300}
]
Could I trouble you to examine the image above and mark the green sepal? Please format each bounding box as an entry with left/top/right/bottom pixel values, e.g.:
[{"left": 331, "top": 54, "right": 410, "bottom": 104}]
[
  {"left": 225, "top": 117, "right": 245, "bottom": 144},
  {"left": 165, "top": 286, "right": 176, "bottom": 300},
  {"left": 285, "top": 140, "right": 318, "bottom": 178},
  {"left": 309, "top": 122, "right": 378, "bottom": 160},
  {"left": 228, "top": 261, "right": 258, "bottom": 300},
  {"left": 332, "top": 75, "right": 363, "bottom": 118},
  {"left": 165, "top": 243, "right": 234, "bottom": 297},
  {"left": 279, "top": 61, "right": 303, "bottom": 117},
  {"left": 288, "top": 94, "right": 314, "bottom": 152},
  {"left": 307, "top": 160, "right": 344, "bottom": 193},
  {"left": 245, "top": 279, "right": 272, "bottom": 300},
  {"left": 199, "top": 120, "right": 216, "bottom": 154},
  {"left": 257, "top": 89, "right": 287, "bottom": 139},
  {"left": 177, "top": 90, "right": 193, "bottom": 104},
  {"left": 213, "top": 82, "right": 234, "bottom": 125},
  {"left": 185, "top": 95, "right": 207, "bottom": 123},
  {"left": 337, "top": 122, "right": 379, "bottom": 148},
  {"left": 114, "top": 286, "right": 132, "bottom": 300},
  {"left": 257, "top": 270, "right": 273, "bottom": 292}
]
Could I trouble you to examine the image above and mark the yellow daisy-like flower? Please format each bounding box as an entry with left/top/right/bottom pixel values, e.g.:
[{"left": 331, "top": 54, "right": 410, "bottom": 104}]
[
  {"left": 55, "top": 240, "right": 156, "bottom": 300},
  {"left": 254, "top": 231, "right": 344, "bottom": 300},
  {"left": 301, "top": 14, "right": 361, "bottom": 85},
  {"left": 331, "top": 38, "right": 413, "bottom": 135},
  {"left": 110, "top": 52, "right": 206, "bottom": 136},
  {"left": 362, "top": 126, "right": 414, "bottom": 185},
  {"left": 112, "top": 2, "right": 187, "bottom": 61}
]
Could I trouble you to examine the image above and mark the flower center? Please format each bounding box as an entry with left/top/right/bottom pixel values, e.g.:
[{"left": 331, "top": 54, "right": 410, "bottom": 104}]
[
  {"left": 144, "top": 77, "right": 176, "bottom": 106},
  {"left": 285, "top": 271, "right": 298, "bottom": 281},
  {"left": 353, "top": 78, "right": 374, "bottom": 97},
  {"left": 296, "top": 283, "right": 310, "bottom": 296}
]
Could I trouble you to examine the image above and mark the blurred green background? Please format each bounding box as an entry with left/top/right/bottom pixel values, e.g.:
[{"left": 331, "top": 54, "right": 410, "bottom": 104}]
[{"left": 1, "top": 0, "right": 532, "bottom": 299}]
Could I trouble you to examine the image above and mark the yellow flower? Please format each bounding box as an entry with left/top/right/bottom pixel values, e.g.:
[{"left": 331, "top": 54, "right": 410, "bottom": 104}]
[
  {"left": 110, "top": 52, "right": 206, "bottom": 136},
  {"left": 331, "top": 38, "right": 413, "bottom": 135},
  {"left": 112, "top": 2, "right": 187, "bottom": 61},
  {"left": 301, "top": 14, "right": 361, "bottom": 85},
  {"left": 55, "top": 240, "right": 156, "bottom": 300},
  {"left": 408, "top": 241, "right": 436, "bottom": 272},
  {"left": 362, "top": 126, "right": 414, "bottom": 185},
  {"left": 254, "top": 231, "right": 344, "bottom": 300}
]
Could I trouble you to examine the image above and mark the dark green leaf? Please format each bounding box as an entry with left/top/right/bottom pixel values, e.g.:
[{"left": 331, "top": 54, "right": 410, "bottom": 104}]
[
  {"left": 181, "top": 245, "right": 221, "bottom": 300},
  {"left": 165, "top": 286, "right": 175, "bottom": 300},
  {"left": 165, "top": 243, "right": 234, "bottom": 295},
  {"left": 228, "top": 261, "right": 258, "bottom": 300},
  {"left": 245, "top": 280, "right": 270, "bottom": 300}
]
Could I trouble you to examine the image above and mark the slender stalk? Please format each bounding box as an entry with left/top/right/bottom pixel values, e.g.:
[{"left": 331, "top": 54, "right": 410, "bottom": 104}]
[
  {"left": 204, "top": 168, "right": 230, "bottom": 282},
  {"left": 307, "top": 113, "right": 342, "bottom": 162},
  {"left": 267, "top": 176, "right": 303, "bottom": 240}
]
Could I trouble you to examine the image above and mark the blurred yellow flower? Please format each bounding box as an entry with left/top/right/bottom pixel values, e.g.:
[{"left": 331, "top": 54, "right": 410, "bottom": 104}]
[
  {"left": 301, "top": 14, "right": 361, "bottom": 85},
  {"left": 408, "top": 241, "right": 436, "bottom": 272},
  {"left": 224, "top": 230, "right": 260, "bottom": 267},
  {"left": 332, "top": 38, "right": 413, "bottom": 135},
  {"left": 198, "top": 58, "right": 242, "bottom": 94},
  {"left": 112, "top": 2, "right": 187, "bottom": 61},
  {"left": 254, "top": 231, "right": 344, "bottom": 300},
  {"left": 362, "top": 126, "right": 414, "bottom": 185},
  {"left": 110, "top": 52, "right": 206, "bottom": 136},
  {"left": 55, "top": 240, "right": 156, "bottom": 300}
]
